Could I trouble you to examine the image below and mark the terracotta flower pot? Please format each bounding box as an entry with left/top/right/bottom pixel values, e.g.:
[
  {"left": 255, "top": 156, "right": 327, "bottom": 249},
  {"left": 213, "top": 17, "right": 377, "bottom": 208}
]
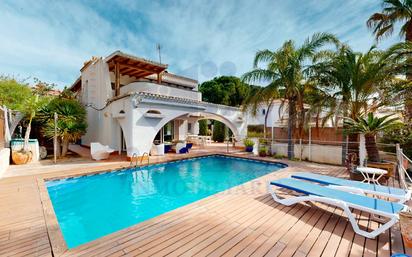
[
  {"left": 259, "top": 152, "right": 267, "bottom": 157},
  {"left": 400, "top": 211, "right": 412, "bottom": 248},
  {"left": 12, "top": 150, "right": 32, "bottom": 165}
]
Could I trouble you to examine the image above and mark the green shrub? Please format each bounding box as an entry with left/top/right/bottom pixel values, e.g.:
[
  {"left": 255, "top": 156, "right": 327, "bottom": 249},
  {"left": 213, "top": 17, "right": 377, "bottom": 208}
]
[
  {"left": 199, "top": 119, "right": 208, "bottom": 136},
  {"left": 212, "top": 121, "right": 226, "bottom": 142},
  {"left": 38, "top": 98, "right": 87, "bottom": 157},
  {"left": 0, "top": 76, "right": 32, "bottom": 111},
  {"left": 259, "top": 146, "right": 268, "bottom": 154},
  {"left": 247, "top": 131, "right": 264, "bottom": 138},
  {"left": 380, "top": 123, "right": 412, "bottom": 159},
  {"left": 273, "top": 154, "right": 286, "bottom": 159},
  {"left": 243, "top": 138, "right": 255, "bottom": 147}
]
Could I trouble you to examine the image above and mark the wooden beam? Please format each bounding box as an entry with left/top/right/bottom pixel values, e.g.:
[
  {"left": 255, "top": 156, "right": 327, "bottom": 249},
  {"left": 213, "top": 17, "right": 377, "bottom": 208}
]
[
  {"left": 119, "top": 66, "right": 134, "bottom": 74},
  {"left": 157, "top": 72, "right": 162, "bottom": 84},
  {"left": 115, "top": 62, "right": 120, "bottom": 96},
  {"left": 118, "top": 62, "right": 165, "bottom": 74},
  {"left": 129, "top": 70, "right": 148, "bottom": 78}
]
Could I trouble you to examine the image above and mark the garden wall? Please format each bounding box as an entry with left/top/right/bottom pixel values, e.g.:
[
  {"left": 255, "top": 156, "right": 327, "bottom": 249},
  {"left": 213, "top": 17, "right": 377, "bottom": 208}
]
[
  {"left": 271, "top": 142, "right": 343, "bottom": 165},
  {"left": 0, "top": 109, "right": 9, "bottom": 177},
  {"left": 269, "top": 127, "right": 344, "bottom": 144},
  {"left": 0, "top": 148, "right": 10, "bottom": 178}
]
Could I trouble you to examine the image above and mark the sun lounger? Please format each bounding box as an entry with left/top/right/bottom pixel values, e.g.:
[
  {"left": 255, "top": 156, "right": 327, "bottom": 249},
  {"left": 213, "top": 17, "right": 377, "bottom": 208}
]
[
  {"left": 268, "top": 178, "right": 408, "bottom": 239},
  {"left": 291, "top": 172, "right": 411, "bottom": 204}
]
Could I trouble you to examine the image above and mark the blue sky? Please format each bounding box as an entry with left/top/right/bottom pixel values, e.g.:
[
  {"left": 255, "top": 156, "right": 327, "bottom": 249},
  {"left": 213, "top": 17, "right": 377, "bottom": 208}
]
[{"left": 0, "top": 0, "right": 399, "bottom": 88}]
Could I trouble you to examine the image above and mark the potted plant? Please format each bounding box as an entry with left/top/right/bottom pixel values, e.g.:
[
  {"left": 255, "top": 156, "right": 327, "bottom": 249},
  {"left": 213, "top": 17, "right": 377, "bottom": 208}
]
[
  {"left": 243, "top": 138, "right": 254, "bottom": 152},
  {"left": 345, "top": 153, "right": 364, "bottom": 181},
  {"left": 345, "top": 113, "right": 400, "bottom": 180},
  {"left": 344, "top": 113, "right": 399, "bottom": 163},
  {"left": 259, "top": 146, "right": 268, "bottom": 157},
  {"left": 400, "top": 211, "right": 412, "bottom": 248},
  {"left": 12, "top": 95, "right": 47, "bottom": 164}
]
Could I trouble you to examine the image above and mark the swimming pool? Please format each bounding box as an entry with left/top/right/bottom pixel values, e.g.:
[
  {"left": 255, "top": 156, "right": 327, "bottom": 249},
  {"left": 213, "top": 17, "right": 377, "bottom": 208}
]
[{"left": 46, "top": 155, "right": 286, "bottom": 248}]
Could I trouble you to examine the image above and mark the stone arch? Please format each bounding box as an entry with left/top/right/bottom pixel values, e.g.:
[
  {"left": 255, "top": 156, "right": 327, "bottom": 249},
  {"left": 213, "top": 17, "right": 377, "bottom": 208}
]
[
  {"left": 196, "top": 112, "right": 241, "bottom": 139},
  {"left": 124, "top": 109, "right": 190, "bottom": 156},
  {"left": 142, "top": 111, "right": 241, "bottom": 156},
  {"left": 117, "top": 100, "right": 246, "bottom": 157}
]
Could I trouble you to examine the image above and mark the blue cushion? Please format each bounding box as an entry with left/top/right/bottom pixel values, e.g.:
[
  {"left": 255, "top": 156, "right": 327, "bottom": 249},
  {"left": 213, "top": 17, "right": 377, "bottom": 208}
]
[
  {"left": 179, "top": 147, "right": 188, "bottom": 154},
  {"left": 270, "top": 178, "right": 404, "bottom": 214},
  {"left": 292, "top": 172, "right": 406, "bottom": 196}
]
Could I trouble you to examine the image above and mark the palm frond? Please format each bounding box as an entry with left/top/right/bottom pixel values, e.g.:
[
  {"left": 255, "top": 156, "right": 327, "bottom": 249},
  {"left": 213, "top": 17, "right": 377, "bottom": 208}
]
[{"left": 253, "top": 49, "right": 275, "bottom": 68}]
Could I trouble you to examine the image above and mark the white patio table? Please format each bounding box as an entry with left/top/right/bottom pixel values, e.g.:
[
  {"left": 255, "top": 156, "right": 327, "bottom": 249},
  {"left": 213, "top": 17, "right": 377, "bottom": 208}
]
[{"left": 356, "top": 167, "right": 388, "bottom": 185}]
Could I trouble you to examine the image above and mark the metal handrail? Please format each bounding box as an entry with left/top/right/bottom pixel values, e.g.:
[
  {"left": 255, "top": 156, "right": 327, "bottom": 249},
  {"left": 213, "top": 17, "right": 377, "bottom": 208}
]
[
  {"left": 140, "top": 152, "right": 149, "bottom": 166},
  {"left": 130, "top": 153, "right": 138, "bottom": 167}
]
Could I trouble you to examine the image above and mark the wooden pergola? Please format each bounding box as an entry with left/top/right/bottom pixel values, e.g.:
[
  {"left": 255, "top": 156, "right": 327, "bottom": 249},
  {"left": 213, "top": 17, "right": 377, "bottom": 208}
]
[{"left": 106, "top": 51, "right": 168, "bottom": 96}]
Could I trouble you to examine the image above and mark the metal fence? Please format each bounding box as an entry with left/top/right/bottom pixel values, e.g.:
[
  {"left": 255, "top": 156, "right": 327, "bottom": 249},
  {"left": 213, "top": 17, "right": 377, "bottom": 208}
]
[{"left": 247, "top": 137, "right": 398, "bottom": 166}]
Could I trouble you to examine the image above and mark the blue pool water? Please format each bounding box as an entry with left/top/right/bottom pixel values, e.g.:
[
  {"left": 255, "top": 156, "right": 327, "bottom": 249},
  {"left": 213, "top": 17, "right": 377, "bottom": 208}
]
[{"left": 46, "top": 155, "right": 286, "bottom": 248}]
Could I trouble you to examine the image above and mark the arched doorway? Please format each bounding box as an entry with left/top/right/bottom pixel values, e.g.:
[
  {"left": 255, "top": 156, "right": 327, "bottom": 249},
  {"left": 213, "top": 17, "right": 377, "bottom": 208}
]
[{"left": 146, "top": 111, "right": 240, "bottom": 155}]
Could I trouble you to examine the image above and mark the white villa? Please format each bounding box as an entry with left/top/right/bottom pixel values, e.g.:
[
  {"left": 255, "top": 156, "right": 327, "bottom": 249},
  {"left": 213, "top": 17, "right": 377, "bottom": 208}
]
[
  {"left": 70, "top": 51, "right": 248, "bottom": 158},
  {"left": 245, "top": 99, "right": 299, "bottom": 128}
]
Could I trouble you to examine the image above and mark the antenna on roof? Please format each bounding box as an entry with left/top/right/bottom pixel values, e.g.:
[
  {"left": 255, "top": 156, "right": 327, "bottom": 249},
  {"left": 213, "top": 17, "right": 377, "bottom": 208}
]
[{"left": 156, "top": 43, "right": 162, "bottom": 64}]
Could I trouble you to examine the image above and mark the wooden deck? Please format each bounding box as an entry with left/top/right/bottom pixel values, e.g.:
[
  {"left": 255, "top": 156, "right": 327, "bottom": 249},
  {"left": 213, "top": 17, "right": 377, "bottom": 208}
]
[{"left": 0, "top": 152, "right": 411, "bottom": 256}]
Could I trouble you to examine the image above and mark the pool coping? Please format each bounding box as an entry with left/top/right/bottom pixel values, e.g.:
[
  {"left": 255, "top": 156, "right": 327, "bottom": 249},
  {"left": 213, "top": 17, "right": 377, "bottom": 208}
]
[{"left": 37, "top": 153, "right": 288, "bottom": 256}]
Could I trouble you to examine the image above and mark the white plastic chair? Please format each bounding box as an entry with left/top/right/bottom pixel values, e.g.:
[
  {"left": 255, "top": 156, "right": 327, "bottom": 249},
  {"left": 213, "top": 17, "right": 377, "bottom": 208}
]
[
  {"left": 90, "top": 142, "right": 115, "bottom": 160},
  {"left": 175, "top": 142, "right": 186, "bottom": 153}
]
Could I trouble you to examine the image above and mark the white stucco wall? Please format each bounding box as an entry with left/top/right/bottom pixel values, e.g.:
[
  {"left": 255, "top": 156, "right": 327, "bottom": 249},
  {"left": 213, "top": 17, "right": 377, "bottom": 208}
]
[
  {"left": 114, "top": 96, "right": 205, "bottom": 156},
  {"left": 245, "top": 101, "right": 286, "bottom": 127},
  {"left": 77, "top": 60, "right": 247, "bottom": 157},
  {"left": 110, "top": 95, "right": 247, "bottom": 157},
  {"left": 80, "top": 59, "right": 118, "bottom": 148},
  {"left": 245, "top": 100, "right": 335, "bottom": 128},
  {"left": 120, "top": 82, "right": 201, "bottom": 101}
]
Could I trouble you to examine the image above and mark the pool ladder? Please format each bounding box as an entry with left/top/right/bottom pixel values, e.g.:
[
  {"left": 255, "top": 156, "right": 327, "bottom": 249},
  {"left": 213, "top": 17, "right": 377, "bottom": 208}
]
[{"left": 130, "top": 152, "right": 150, "bottom": 167}]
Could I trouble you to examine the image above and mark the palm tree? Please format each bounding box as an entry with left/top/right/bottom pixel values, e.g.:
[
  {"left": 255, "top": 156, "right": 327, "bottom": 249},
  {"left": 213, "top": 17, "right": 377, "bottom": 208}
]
[
  {"left": 344, "top": 113, "right": 400, "bottom": 162},
  {"left": 22, "top": 94, "right": 49, "bottom": 153},
  {"left": 367, "top": 0, "right": 412, "bottom": 120},
  {"left": 242, "top": 32, "right": 339, "bottom": 159},
  {"left": 241, "top": 83, "right": 279, "bottom": 138},
  {"left": 312, "top": 43, "right": 412, "bottom": 163},
  {"left": 313, "top": 46, "right": 386, "bottom": 120}
]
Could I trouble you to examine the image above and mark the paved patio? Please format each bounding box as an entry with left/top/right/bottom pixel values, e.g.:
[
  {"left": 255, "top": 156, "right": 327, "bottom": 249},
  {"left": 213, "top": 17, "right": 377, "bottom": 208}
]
[{"left": 1, "top": 147, "right": 411, "bottom": 256}]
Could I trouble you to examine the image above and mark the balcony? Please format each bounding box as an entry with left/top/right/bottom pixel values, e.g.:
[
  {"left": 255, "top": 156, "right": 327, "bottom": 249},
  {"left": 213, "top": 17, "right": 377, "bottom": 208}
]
[{"left": 120, "top": 81, "right": 201, "bottom": 101}]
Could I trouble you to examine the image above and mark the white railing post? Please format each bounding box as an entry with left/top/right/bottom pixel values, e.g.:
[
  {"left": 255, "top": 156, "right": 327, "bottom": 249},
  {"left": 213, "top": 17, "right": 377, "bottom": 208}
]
[
  {"left": 396, "top": 143, "right": 412, "bottom": 189},
  {"left": 359, "top": 134, "right": 366, "bottom": 167}
]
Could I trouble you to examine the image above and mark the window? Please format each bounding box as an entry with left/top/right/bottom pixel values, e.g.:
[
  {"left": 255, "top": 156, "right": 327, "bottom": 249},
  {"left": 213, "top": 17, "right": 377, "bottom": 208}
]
[
  {"left": 262, "top": 109, "right": 266, "bottom": 115},
  {"left": 188, "top": 122, "right": 192, "bottom": 132}
]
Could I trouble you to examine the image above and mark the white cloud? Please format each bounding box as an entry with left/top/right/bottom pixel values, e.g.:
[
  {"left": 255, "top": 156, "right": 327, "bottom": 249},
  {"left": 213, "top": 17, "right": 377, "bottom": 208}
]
[{"left": 0, "top": 0, "right": 401, "bottom": 88}]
